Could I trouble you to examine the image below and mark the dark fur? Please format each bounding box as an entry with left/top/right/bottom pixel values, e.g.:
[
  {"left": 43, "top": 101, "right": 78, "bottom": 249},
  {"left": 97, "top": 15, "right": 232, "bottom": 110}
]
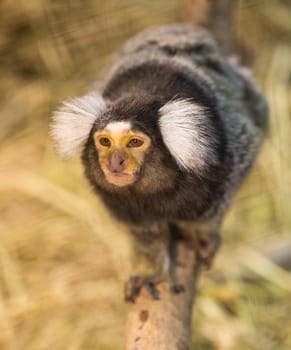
[{"left": 82, "top": 25, "right": 268, "bottom": 227}]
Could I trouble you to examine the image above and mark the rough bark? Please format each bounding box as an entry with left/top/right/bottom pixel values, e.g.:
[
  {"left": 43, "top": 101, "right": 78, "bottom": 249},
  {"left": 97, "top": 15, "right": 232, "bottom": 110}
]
[
  {"left": 206, "top": 0, "right": 237, "bottom": 56},
  {"left": 125, "top": 243, "right": 202, "bottom": 350}
]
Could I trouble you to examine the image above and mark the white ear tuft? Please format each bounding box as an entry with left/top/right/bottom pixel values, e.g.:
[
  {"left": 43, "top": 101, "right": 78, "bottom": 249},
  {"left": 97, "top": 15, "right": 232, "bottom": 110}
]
[
  {"left": 51, "top": 92, "right": 106, "bottom": 159},
  {"left": 159, "top": 99, "right": 217, "bottom": 172}
]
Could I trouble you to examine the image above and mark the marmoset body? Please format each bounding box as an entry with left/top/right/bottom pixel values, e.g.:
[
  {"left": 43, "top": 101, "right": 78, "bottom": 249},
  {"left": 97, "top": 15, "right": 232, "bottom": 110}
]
[{"left": 52, "top": 25, "right": 268, "bottom": 300}]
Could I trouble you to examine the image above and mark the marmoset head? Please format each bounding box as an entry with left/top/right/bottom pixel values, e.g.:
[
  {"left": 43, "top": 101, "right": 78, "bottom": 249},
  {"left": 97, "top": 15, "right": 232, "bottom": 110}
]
[
  {"left": 93, "top": 120, "right": 151, "bottom": 187},
  {"left": 51, "top": 92, "right": 221, "bottom": 191}
]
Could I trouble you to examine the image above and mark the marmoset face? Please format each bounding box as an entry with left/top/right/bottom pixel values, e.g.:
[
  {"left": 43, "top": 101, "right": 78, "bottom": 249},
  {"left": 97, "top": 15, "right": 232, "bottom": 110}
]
[
  {"left": 51, "top": 91, "right": 220, "bottom": 193},
  {"left": 93, "top": 121, "right": 151, "bottom": 187}
]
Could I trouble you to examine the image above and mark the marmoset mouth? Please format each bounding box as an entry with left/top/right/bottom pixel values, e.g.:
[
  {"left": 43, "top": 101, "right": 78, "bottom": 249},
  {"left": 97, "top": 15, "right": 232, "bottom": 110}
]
[{"left": 104, "top": 171, "right": 135, "bottom": 186}]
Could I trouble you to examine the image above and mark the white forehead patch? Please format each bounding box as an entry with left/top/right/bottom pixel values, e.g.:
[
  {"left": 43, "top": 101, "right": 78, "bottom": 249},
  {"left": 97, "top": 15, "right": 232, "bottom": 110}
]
[
  {"left": 159, "top": 99, "right": 218, "bottom": 172},
  {"left": 105, "top": 121, "right": 131, "bottom": 134},
  {"left": 51, "top": 92, "right": 106, "bottom": 159}
]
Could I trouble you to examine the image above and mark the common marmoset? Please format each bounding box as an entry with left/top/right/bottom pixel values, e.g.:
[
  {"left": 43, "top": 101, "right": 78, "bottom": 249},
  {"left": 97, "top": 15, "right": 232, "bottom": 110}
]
[{"left": 51, "top": 25, "right": 268, "bottom": 301}]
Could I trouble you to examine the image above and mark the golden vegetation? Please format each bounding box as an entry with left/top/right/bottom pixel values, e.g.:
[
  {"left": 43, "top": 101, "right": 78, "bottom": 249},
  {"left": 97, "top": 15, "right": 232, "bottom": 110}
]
[{"left": 0, "top": 0, "right": 291, "bottom": 349}]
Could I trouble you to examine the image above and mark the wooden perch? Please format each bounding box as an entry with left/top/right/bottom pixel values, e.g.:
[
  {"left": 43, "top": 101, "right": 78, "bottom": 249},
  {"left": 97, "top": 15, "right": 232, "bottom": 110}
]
[
  {"left": 206, "top": 0, "right": 237, "bottom": 56},
  {"left": 125, "top": 243, "right": 202, "bottom": 350}
]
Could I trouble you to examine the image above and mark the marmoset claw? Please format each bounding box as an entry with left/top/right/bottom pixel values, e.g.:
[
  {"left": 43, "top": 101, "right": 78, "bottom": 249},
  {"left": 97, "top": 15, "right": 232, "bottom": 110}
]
[
  {"left": 124, "top": 275, "right": 185, "bottom": 302},
  {"left": 170, "top": 283, "right": 185, "bottom": 294},
  {"left": 124, "top": 275, "right": 160, "bottom": 303}
]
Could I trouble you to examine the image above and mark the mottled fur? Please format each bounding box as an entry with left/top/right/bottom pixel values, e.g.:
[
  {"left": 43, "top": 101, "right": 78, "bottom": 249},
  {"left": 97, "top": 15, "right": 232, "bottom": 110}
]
[{"left": 52, "top": 25, "right": 268, "bottom": 292}]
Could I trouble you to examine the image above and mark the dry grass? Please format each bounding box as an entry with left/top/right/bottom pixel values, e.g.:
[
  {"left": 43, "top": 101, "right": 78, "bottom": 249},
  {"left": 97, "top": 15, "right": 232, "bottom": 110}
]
[{"left": 0, "top": 1, "right": 291, "bottom": 349}]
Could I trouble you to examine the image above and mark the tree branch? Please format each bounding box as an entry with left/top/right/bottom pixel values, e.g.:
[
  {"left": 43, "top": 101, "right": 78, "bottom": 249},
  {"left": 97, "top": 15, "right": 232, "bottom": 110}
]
[
  {"left": 125, "top": 243, "right": 202, "bottom": 350},
  {"left": 206, "top": 0, "right": 237, "bottom": 56}
]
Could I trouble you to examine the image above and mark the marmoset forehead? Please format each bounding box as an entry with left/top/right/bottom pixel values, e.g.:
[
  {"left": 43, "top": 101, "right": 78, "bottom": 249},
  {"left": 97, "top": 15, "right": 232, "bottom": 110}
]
[
  {"left": 104, "top": 121, "right": 132, "bottom": 134},
  {"left": 99, "top": 120, "right": 150, "bottom": 142}
]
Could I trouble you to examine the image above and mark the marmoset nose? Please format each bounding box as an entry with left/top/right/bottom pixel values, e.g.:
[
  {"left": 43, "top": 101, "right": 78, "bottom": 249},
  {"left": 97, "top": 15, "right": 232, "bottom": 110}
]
[{"left": 108, "top": 151, "right": 127, "bottom": 172}]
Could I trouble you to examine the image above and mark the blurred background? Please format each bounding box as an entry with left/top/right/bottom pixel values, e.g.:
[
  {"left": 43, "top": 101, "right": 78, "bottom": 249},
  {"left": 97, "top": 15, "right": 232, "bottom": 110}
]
[{"left": 1, "top": 0, "right": 291, "bottom": 349}]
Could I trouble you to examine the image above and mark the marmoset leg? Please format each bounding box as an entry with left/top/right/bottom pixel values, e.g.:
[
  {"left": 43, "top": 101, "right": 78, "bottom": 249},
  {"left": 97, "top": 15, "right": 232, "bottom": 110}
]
[{"left": 125, "top": 223, "right": 182, "bottom": 303}]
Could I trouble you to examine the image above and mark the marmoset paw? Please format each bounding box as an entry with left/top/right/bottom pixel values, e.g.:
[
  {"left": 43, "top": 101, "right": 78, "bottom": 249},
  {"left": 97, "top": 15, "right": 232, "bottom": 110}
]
[
  {"left": 170, "top": 283, "right": 185, "bottom": 294},
  {"left": 124, "top": 276, "right": 185, "bottom": 302},
  {"left": 194, "top": 232, "right": 221, "bottom": 268},
  {"left": 124, "top": 275, "right": 160, "bottom": 303}
]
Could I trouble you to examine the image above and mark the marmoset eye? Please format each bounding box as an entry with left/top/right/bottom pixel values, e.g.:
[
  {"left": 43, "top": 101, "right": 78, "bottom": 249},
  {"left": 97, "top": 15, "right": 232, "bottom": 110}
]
[
  {"left": 127, "top": 138, "right": 144, "bottom": 148},
  {"left": 99, "top": 137, "right": 111, "bottom": 147}
]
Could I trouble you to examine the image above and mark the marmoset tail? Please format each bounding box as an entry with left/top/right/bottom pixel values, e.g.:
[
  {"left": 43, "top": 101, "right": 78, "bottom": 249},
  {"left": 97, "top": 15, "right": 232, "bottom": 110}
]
[{"left": 51, "top": 25, "right": 268, "bottom": 301}]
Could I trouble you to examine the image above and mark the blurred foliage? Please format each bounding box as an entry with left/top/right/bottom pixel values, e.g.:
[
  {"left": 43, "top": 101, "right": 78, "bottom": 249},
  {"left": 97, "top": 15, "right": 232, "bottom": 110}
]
[{"left": 0, "top": 0, "right": 291, "bottom": 349}]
